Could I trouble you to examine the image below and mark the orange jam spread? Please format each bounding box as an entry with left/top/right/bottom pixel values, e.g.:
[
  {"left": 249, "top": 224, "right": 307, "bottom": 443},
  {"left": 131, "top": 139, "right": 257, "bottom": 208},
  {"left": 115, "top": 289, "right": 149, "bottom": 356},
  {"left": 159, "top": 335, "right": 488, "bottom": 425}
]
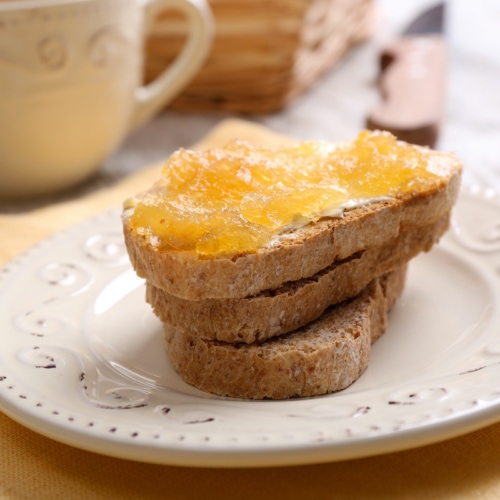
[{"left": 126, "top": 130, "right": 460, "bottom": 256}]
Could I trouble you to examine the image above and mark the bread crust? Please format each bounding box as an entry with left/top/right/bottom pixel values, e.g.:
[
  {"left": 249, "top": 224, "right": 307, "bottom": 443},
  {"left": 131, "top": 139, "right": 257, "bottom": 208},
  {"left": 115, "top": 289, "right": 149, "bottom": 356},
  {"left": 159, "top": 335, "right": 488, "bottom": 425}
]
[
  {"left": 147, "top": 213, "right": 448, "bottom": 343},
  {"left": 124, "top": 169, "right": 460, "bottom": 300},
  {"left": 164, "top": 267, "right": 407, "bottom": 400}
]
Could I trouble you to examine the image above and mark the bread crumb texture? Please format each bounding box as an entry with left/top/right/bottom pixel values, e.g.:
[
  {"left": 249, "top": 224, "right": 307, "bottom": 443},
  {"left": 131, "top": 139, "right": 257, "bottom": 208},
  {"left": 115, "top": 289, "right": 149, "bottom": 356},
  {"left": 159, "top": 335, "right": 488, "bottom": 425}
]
[{"left": 163, "top": 268, "right": 406, "bottom": 400}]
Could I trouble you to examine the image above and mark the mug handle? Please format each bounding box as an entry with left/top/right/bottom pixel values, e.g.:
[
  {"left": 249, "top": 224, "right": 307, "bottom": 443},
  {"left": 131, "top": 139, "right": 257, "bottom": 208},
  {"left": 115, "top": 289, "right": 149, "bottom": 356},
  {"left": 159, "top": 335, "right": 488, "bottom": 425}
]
[{"left": 130, "top": 0, "right": 213, "bottom": 130}]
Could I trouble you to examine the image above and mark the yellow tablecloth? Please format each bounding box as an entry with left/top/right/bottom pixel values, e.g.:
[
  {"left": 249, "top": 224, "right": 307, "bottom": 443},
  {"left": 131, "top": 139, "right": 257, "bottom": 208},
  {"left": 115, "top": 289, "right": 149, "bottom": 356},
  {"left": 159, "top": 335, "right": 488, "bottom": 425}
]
[{"left": 1, "top": 120, "right": 500, "bottom": 499}]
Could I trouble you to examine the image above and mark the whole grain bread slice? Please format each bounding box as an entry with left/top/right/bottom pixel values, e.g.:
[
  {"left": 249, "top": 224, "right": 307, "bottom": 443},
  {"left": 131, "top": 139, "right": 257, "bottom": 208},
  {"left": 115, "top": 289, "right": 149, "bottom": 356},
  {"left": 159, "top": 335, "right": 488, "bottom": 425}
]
[
  {"left": 164, "top": 266, "right": 407, "bottom": 400},
  {"left": 124, "top": 165, "right": 460, "bottom": 300},
  {"left": 148, "top": 212, "right": 448, "bottom": 343}
]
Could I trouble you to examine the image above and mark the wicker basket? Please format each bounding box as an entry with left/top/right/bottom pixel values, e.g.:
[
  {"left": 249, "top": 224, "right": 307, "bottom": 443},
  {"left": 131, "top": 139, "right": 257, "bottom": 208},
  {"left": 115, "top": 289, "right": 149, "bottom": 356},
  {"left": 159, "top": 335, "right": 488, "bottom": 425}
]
[{"left": 145, "top": 0, "right": 373, "bottom": 113}]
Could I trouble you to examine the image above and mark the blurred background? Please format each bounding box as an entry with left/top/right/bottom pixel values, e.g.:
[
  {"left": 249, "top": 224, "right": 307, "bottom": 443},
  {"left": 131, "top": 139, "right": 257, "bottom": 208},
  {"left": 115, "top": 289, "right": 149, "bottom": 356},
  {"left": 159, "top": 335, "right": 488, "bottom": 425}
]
[{"left": 2, "top": 0, "right": 500, "bottom": 202}]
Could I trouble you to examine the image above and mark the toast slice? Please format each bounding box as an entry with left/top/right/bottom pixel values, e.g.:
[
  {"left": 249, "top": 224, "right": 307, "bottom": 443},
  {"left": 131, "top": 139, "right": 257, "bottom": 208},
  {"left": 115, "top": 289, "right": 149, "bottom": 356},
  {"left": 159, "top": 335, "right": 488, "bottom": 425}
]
[
  {"left": 147, "top": 213, "right": 448, "bottom": 343},
  {"left": 123, "top": 139, "right": 461, "bottom": 301},
  {"left": 164, "top": 266, "right": 407, "bottom": 400}
]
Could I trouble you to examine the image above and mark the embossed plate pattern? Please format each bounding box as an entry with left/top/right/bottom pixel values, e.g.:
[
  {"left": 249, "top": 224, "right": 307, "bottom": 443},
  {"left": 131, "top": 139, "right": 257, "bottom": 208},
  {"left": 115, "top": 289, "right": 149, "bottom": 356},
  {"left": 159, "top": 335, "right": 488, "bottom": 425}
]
[{"left": 1, "top": 185, "right": 500, "bottom": 468}]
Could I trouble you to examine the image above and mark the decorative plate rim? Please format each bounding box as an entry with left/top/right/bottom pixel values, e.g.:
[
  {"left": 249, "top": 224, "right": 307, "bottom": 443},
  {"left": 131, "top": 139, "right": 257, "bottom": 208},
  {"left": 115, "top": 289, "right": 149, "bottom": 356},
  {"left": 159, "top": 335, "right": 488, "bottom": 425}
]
[{"left": 1, "top": 184, "right": 500, "bottom": 468}]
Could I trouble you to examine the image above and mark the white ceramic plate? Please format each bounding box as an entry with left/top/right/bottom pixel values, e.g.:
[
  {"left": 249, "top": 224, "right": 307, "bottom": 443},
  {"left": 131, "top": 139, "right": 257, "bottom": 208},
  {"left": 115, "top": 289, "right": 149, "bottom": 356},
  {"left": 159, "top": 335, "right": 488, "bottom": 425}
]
[{"left": 1, "top": 185, "right": 500, "bottom": 468}]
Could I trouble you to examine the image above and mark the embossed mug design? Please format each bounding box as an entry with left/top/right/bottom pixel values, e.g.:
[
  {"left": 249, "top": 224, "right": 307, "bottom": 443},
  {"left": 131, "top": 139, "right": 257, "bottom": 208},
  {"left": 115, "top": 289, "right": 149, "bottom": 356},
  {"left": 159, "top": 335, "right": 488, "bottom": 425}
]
[{"left": 0, "top": 0, "right": 213, "bottom": 198}]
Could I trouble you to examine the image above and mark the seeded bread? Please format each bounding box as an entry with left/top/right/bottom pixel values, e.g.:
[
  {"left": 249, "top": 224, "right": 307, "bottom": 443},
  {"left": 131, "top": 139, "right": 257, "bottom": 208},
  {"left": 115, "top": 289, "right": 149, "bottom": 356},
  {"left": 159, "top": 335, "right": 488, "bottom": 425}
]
[
  {"left": 164, "top": 266, "right": 407, "bottom": 400},
  {"left": 147, "top": 213, "right": 448, "bottom": 343}
]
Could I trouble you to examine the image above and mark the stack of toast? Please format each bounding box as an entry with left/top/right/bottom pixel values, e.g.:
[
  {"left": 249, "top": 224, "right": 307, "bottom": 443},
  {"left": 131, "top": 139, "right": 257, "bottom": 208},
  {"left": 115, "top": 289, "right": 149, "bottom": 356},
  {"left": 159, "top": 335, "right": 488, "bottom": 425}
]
[{"left": 123, "top": 131, "right": 461, "bottom": 400}]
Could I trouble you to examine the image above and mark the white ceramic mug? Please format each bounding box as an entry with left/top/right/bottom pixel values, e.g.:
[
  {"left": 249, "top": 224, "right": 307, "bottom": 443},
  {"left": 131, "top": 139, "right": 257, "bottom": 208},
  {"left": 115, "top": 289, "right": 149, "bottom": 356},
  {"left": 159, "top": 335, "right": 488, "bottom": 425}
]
[{"left": 0, "top": 0, "right": 213, "bottom": 198}]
